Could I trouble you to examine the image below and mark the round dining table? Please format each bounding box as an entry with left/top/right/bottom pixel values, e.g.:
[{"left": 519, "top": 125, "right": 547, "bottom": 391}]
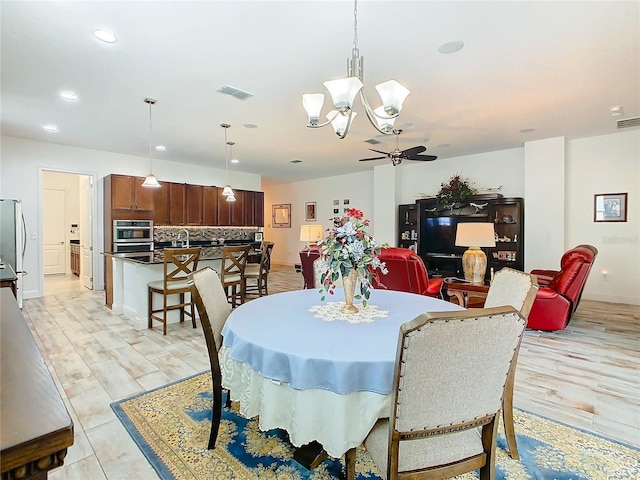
[{"left": 220, "top": 288, "right": 463, "bottom": 459}]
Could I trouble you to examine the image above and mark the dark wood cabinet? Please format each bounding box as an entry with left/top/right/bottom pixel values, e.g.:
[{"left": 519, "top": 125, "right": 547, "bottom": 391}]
[
  {"left": 110, "top": 175, "right": 154, "bottom": 211},
  {"left": 398, "top": 204, "right": 418, "bottom": 249},
  {"left": 231, "top": 190, "right": 245, "bottom": 226},
  {"left": 152, "top": 181, "right": 169, "bottom": 225},
  {"left": 185, "top": 184, "right": 204, "bottom": 225},
  {"left": 203, "top": 186, "right": 219, "bottom": 226},
  {"left": 413, "top": 195, "right": 524, "bottom": 280},
  {"left": 243, "top": 191, "right": 265, "bottom": 227},
  {"left": 169, "top": 183, "right": 186, "bottom": 225}
]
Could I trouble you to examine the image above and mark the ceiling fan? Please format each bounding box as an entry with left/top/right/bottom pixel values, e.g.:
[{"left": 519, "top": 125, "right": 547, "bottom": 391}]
[{"left": 359, "top": 129, "right": 437, "bottom": 166}]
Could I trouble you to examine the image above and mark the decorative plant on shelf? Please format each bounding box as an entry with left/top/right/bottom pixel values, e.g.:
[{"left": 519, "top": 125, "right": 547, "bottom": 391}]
[
  {"left": 436, "top": 173, "right": 477, "bottom": 207},
  {"left": 318, "top": 208, "right": 388, "bottom": 311}
]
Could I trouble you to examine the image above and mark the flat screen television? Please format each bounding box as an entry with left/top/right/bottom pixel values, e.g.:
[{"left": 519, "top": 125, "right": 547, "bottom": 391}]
[{"left": 420, "top": 216, "right": 488, "bottom": 256}]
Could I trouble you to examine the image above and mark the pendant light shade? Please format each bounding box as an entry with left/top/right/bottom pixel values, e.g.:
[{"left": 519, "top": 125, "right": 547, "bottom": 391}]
[
  {"left": 142, "top": 97, "right": 161, "bottom": 188},
  {"left": 221, "top": 185, "right": 234, "bottom": 196},
  {"left": 220, "top": 123, "right": 236, "bottom": 198}
]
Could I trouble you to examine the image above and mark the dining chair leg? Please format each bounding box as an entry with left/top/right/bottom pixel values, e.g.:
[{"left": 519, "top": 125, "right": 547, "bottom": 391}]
[
  {"left": 147, "top": 288, "right": 153, "bottom": 329},
  {"left": 179, "top": 292, "right": 185, "bottom": 323},
  {"left": 190, "top": 294, "right": 197, "bottom": 329},
  {"left": 345, "top": 447, "right": 356, "bottom": 480},
  {"left": 502, "top": 355, "right": 519, "bottom": 459}
]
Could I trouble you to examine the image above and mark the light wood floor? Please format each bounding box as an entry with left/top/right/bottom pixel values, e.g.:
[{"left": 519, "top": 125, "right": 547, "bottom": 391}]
[{"left": 23, "top": 267, "right": 640, "bottom": 480}]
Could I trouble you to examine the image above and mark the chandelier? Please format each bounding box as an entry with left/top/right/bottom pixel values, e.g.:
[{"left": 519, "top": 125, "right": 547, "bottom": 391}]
[
  {"left": 141, "top": 97, "right": 161, "bottom": 188},
  {"left": 302, "top": 0, "right": 410, "bottom": 139},
  {"left": 220, "top": 123, "right": 236, "bottom": 202}
]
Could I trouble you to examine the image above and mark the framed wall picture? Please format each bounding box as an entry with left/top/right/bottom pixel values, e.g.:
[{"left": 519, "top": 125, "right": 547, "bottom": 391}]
[
  {"left": 305, "top": 202, "right": 316, "bottom": 222},
  {"left": 594, "top": 193, "right": 627, "bottom": 222},
  {"left": 254, "top": 231, "right": 263, "bottom": 242},
  {"left": 272, "top": 203, "right": 291, "bottom": 228}
]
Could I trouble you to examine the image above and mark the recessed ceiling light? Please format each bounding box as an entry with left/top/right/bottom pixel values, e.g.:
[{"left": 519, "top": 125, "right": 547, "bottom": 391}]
[
  {"left": 42, "top": 124, "right": 58, "bottom": 133},
  {"left": 290, "top": 159, "right": 302, "bottom": 164},
  {"left": 155, "top": 145, "right": 167, "bottom": 152},
  {"left": 60, "top": 91, "right": 78, "bottom": 101},
  {"left": 438, "top": 41, "right": 464, "bottom": 54},
  {"left": 243, "top": 124, "right": 258, "bottom": 129},
  {"left": 93, "top": 29, "right": 117, "bottom": 43},
  {"left": 520, "top": 128, "right": 535, "bottom": 133},
  {"left": 231, "top": 159, "right": 240, "bottom": 164}
]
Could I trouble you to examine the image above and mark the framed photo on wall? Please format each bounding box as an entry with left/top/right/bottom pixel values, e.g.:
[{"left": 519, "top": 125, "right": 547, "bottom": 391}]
[
  {"left": 305, "top": 202, "right": 316, "bottom": 222},
  {"left": 272, "top": 204, "right": 291, "bottom": 228},
  {"left": 254, "top": 231, "right": 264, "bottom": 242},
  {"left": 594, "top": 193, "right": 627, "bottom": 222}
]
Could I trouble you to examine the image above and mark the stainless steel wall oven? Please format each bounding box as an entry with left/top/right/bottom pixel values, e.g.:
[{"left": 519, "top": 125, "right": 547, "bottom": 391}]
[{"left": 113, "top": 220, "right": 153, "bottom": 254}]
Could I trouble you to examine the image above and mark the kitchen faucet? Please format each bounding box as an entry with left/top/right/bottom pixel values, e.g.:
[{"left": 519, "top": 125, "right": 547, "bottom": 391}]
[{"left": 177, "top": 229, "right": 190, "bottom": 247}]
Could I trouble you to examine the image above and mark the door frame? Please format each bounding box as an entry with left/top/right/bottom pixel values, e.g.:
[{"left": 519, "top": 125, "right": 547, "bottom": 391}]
[{"left": 38, "top": 167, "right": 98, "bottom": 295}]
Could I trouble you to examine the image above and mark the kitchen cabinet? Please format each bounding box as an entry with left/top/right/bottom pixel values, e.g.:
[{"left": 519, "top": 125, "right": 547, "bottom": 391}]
[
  {"left": 186, "top": 184, "right": 204, "bottom": 225},
  {"left": 70, "top": 243, "right": 80, "bottom": 276},
  {"left": 203, "top": 186, "right": 219, "bottom": 225},
  {"left": 243, "top": 191, "right": 265, "bottom": 227},
  {"left": 152, "top": 181, "right": 169, "bottom": 225},
  {"left": 110, "top": 175, "right": 154, "bottom": 211},
  {"left": 168, "top": 183, "right": 186, "bottom": 225},
  {"left": 218, "top": 190, "right": 244, "bottom": 226}
]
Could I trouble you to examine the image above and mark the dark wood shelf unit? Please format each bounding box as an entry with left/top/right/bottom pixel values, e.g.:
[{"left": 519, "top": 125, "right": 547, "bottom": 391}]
[
  {"left": 408, "top": 195, "right": 524, "bottom": 280},
  {"left": 397, "top": 204, "right": 419, "bottom": 250}
]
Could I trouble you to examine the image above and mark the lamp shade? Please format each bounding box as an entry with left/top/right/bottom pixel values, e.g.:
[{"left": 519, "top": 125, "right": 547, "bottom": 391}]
[
  {"left": 324, "top": 77, "right": 363, "bottom": 113},
  {"left": 372, "top": 106, "right": 396, "bottom": 133},
  {"left": 328, "top": 110, "right": 357, "bottom": 137},
  {"left": 302, "top": 93, "right": 325, "bottom": 125},
  {"left": 375, "top": 80, "right": 410, "bottom": 116},
  {"left": 455, "top": 223, "right": 496, "bottom": 248},
  {"left": 300, "top": 224, "right": 323, "bottom": 243},
  {"left": 141, "top": 174, "right": 161, "bottom": 188}
]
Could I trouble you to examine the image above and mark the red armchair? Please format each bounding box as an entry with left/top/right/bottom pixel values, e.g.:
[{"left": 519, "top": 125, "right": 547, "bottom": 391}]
[
  {"left": 299, "top": 246, "right": 321, "bottom": 289},
  {"left": 373, "top": 247, "right": 444, "bottom": 298},
  {"left": 527, "top": 245, "right": 597, "bottom": 331}
]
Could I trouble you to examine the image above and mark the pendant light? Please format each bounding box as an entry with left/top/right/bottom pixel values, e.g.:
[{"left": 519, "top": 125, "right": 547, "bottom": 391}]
[
  {"left": 141, "top": 97, "right": 161, "bottom": 188},
  {"left": 226, "top": 140, "right": 237, "bottom": 202},
  {"left": 220, "top": 123, "right": 235, "bottom": 200}
]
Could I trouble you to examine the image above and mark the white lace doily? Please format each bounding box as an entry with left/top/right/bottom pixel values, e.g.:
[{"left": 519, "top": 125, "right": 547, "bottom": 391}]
[{"left": 308, "top": 302, "right": 389, "bottom": 324}]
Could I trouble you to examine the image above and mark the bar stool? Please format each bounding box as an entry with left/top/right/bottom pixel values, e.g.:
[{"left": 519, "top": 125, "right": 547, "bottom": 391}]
[
  {"left": 148, "top": 247, "right": 200, "bottom": 335},
  {"left": 244, "top": 241, "right": 274, "bottom": 298},
  {"left": 220, "top": 245, "right": 250, "bottom": 308}
]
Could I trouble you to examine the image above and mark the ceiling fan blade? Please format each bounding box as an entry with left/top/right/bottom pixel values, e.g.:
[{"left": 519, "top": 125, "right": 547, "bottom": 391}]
[
  {"left": 401, "top": 146, "right": 426, "bottom": 156},
  {"left": 368, "top": 148, "right": 391, "bottom": 155},
  {"left": 407, "top": 154, "right": 438, "bottom": 161},
  {"left": 359, "top": 156, "right": 387, "bottom": 162}
]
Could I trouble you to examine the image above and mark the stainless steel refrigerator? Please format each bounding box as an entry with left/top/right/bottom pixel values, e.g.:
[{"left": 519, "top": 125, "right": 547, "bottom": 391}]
[{"left": 0, "top": 199, "right": 26, "bottom": 307}]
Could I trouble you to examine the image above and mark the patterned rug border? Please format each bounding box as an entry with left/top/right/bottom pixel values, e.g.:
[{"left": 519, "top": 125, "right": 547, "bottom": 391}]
[{"left": 111, "top": 371, "right": 639, "bottom": 480}]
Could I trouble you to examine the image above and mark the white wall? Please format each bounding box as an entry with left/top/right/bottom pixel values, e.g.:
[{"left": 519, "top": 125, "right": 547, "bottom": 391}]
[
  {"left": 263, "top": 131, "right": 639, "bottom": 305},
  {"left": 263, "top": 171, "right": 374, "bottom": 267},
  {"left": 0, "top": 135, "right": 262, "bottom": 299}
]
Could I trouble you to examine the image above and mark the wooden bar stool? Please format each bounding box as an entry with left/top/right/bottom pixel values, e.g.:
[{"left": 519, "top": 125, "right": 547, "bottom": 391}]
[
  {"left": 244, "top": 241, "right": 274, "bottom": 298},
  {"left": 148, "top": 247, "right": 201, "bottom": 335},
  {"left": 220, "top": 245, "right": 250, "bottom": 308}
]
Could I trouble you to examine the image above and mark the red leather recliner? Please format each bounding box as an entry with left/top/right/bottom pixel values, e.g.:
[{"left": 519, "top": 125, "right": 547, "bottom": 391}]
[
  {"left": 527, "top": 245, "right": 597, "bottom": 331},
  {"left": 373, "top": 247, "right": 444, "bottom": 298},
  {"left": 299, "top": 246, "right": 321, "bottom": 289}
]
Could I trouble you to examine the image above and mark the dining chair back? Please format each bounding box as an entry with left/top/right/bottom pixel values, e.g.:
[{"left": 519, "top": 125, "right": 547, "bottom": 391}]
[
  {"left": 346, "top": 306, "right": 526, "bottom": 480},
  {"left": 148, "top": 247, "right": 201, "bottom": 335},
  {"left": 220, "top": 245, "right": 250, "bottom": 307},
  {"left": 189, "top": 267, "right": 231, "bottom": 449},
  {"left": 483, "top": 267, "right": 538, "bottom": 460},
  {"left": 244, "top": 241, "right": 274, "bottom": 298}
]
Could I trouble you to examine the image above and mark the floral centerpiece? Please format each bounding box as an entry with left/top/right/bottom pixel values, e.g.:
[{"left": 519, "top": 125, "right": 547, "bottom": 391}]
[
  {"left": 436, "top": 173, "right": 477, "bottom": 207},
  {"left": 318, "top": 208, "right": 388, "bottom": 312}
]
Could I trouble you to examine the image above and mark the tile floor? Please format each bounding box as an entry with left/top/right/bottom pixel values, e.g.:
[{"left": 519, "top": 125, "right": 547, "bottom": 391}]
[{"left": 20, "top": 267, "right": 640, "bottom": 479}]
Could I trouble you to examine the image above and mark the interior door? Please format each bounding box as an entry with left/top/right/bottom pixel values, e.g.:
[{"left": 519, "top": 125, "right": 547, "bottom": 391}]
[
  {"left": 43, "top": 188, "right": 66, "bottom": 275},
  {"left": 79, "top": 176, "right": 93, "bottom": 289}
]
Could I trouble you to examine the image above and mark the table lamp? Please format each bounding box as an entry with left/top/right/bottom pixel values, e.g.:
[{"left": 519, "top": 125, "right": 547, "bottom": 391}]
[
  {"left": 455, "top": 223, "right": 496, "bottom": 283},
  {"left": 300, "top": 224, "right": 323, "bottom": 246}
]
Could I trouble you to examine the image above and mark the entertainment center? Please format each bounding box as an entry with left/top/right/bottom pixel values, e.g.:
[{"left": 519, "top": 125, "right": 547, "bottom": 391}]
[{"left": 398, "top": 195, "right": 524, "bottom": 279}]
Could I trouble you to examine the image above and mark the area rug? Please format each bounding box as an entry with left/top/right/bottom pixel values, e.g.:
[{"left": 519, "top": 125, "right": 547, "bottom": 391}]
[{"left": 112, "top": 372, "right": 640, "bottom": 480}]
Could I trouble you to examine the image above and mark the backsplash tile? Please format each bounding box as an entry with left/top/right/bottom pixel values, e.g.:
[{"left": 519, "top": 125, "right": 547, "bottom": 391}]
[{"left": 154, "top": 226, "right": 259, "bottom": 243}]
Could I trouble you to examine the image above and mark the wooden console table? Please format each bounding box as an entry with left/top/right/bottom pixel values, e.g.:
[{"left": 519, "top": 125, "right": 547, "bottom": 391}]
[
  {"left": 444, "top": 277, "right": 490, "bottom": 308},
  {"left": 1, "top": 289, "right": 74, "bottom": 480}
]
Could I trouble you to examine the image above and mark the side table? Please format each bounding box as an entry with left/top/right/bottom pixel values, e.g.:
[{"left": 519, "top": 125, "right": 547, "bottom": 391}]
[{"left": 443, "top": 277, "right": 490, "bottom": 308}]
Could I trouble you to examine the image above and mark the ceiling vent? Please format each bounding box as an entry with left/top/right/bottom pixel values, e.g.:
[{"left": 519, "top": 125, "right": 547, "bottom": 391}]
[
  {"left": 217, "top": 85, "right": 254, "bottom": 101},
  {"left": 364, "top": 138, "right": 382, "bottom": 145},
  {"left": 617, "top": 117, "right": 640, "bottom": 129}
]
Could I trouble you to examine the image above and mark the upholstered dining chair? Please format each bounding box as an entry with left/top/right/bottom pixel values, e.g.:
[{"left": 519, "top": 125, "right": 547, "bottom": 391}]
[
  {"left": 220, "top": 245, "right": 250, "bottom": 307},
  {"left": 148, "top": 247, "right": 201, "bottom": 335},
  {"left": 189, "top": 267, "right": 232, "bottom": 449},
  {"left": 483, "top": 267, "right": 538, "bottom": 460},
  {"left": 244, "top": 241, "right": 274, "bottom": 298},
  {"left": 345, "top": 306, "right": 526, "bottom": 480}
]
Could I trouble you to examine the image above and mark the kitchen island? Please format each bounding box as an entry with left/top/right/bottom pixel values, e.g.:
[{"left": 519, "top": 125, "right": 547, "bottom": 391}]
[{"left": 104, "top": 242, "right": 258, "bottom": 329}]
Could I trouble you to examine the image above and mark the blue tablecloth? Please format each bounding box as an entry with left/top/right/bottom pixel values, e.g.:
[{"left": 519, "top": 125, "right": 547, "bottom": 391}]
[{"left": 221, "top": 288, "right": 462, "bottom": 395}]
